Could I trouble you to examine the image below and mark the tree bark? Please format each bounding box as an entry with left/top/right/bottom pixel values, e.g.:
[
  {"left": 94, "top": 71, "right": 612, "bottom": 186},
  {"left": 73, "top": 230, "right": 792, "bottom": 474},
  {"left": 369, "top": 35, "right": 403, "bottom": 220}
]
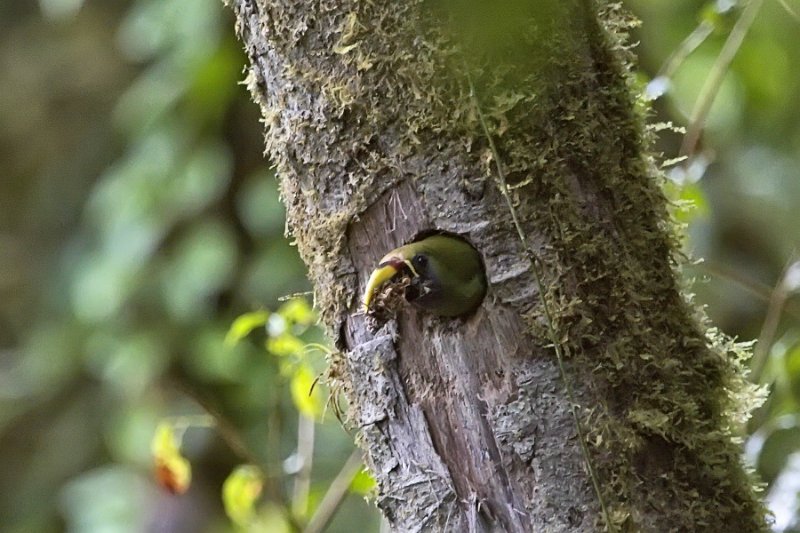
[{"left": 230, "top": 0, "right": 768, "bottom": 531}]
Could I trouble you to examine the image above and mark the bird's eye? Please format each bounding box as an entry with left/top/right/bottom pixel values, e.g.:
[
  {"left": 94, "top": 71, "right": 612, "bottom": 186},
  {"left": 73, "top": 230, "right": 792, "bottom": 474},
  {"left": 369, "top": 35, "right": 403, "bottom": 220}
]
[{"left": 412, "top": 254, "right": 427, "bottom": 270}]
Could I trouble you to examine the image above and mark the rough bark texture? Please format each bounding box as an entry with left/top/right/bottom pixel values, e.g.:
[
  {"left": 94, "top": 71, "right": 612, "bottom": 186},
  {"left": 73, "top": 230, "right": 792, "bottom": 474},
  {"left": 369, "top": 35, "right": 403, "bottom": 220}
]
[{"left": 230, "top": 0, "right": 768, "bottom": 531}]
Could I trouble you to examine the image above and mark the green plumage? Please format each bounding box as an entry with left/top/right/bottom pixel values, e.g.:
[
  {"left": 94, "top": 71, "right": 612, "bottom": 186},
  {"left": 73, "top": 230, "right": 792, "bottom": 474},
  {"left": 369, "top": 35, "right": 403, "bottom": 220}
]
[{"left": 363, "top": 235, "right": 487, "bottom": 317}]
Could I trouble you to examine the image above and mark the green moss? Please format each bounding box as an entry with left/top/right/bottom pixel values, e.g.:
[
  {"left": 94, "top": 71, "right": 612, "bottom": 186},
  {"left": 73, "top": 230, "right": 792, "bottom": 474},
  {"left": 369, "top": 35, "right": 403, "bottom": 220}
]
[
  {"left": 240, "top": 0, "right": 768, "bottom": 529},
  {"left": 448, "top": 1, "right": 766, "bottom": 528}
]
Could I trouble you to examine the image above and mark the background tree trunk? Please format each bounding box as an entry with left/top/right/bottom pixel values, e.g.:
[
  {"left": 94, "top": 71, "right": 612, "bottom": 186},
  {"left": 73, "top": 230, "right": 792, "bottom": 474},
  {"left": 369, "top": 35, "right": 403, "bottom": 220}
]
[{"left": 230, "top": 0, "right": 768, "bottom": 531}]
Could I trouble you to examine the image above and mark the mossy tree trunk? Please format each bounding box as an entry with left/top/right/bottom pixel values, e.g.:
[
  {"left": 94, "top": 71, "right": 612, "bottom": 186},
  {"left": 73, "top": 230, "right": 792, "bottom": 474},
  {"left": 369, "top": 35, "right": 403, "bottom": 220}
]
[{"left": 230, "top": 0, "right": 768, "bottom": 531}]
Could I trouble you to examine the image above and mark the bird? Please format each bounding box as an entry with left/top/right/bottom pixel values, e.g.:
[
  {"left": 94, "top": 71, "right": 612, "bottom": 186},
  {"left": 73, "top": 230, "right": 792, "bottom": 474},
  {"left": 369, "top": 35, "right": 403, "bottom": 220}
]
[{"left": 362, "top": 234, "right": 486, "bottom": 317}]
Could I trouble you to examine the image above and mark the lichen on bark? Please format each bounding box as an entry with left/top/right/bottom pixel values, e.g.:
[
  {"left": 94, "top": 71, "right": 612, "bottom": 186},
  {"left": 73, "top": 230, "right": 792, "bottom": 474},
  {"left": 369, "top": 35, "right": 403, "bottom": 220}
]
[{"left": 230, "top": 0, "right": 769, "bottom": 530}]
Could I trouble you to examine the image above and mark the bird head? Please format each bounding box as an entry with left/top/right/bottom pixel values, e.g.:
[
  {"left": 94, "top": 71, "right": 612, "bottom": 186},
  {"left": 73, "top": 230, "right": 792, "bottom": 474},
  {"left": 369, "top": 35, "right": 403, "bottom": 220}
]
[{"left": 362, "top": 235, "right": 486, "bottom": 317}]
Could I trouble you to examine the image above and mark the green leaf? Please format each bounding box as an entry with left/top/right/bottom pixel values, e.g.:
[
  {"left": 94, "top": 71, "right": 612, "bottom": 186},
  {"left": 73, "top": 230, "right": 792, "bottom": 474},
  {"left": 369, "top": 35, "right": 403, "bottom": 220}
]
[
  {"left": 151, "top": 422, "right": 191, "bottom": 494},
  {"left": 225, "top": 310, "right": 270, "bottom": 347},
  {"left": 290, "top": 364, "right": 322, "bottom": 419},
  {"left": 278, "top": 298, "right": 315, "bottom": 327},
  {"left": 222, "top": 465, "right": 263, "bottom": 527},
  {"left": 349, "top": 467, "right": 376, "bottom": 496},
  {"left": 267, "top": 333, "right": 305, "bottom": 358}
]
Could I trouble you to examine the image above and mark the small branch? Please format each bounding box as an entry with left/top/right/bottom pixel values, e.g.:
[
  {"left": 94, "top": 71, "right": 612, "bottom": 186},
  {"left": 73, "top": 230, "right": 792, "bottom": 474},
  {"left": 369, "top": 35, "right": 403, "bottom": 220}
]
[
  {"left": 687, "top": 261, "right": 800, "bottom": 324},
  {"left": 750, "top": 257, "right": 798, "bottom": 383},
  {"left": 656, "top": 20, "right": 714, "bottom": 82},
  {"left": 292, "top": 413, "right": 316, "bottom": 520},
  {"left": 168, "top": 375, "right": 265, "bottom": 469},
  {"left": 168, "top": 373, "right": 304, "bottom": 532},
  {"left": 303, "top": 449, "right": 364, "bottom": 533},
  {"left": 775, "top": 0, "right": 800, "bottom": 22},
  {"left": 681, "top": 0, "right": 765, "bottom": 157}
]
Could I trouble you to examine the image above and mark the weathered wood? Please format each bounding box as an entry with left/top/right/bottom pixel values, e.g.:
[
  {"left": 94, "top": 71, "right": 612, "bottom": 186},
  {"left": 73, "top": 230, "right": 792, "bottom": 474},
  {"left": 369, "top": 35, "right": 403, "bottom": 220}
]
[
  {"left": 343, "top": 180, "right": 592, "bottom": 531},
  {"left": 230, "top": 0, "right": 768, "bottom": 530}
]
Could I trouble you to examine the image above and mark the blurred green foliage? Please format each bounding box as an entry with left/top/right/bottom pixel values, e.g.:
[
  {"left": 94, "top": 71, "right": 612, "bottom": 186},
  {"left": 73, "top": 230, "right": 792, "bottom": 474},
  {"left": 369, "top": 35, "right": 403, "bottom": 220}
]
[
  {"left": 1, "top": 0, "right": 799, "bottom": 531},
  {"left": 631, "top": 1, "right": 800, "bottom": 530},
  {"left": 0, "top": 0, "right": 375, "bottom": 532}
]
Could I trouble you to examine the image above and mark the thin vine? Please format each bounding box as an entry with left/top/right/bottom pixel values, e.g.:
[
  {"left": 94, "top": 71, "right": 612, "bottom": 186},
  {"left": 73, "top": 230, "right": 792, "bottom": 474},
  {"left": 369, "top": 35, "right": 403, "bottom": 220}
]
[{"left": 467, "top": 74, "right": 616, "bottom": 532}]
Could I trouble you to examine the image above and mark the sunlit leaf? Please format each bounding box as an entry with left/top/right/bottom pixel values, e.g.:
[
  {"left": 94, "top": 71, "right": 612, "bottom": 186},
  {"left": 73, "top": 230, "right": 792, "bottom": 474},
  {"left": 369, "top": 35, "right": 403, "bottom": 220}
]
[
  {"left": 151, "top": 422, "right": 191, "bottom": 494},
  {"left": 290, "top": 364, "right": 323, "bottom": 419},
  {"left": 349, "top": 467, "right": 376, "bottom": 496},
  {"left": 222, "top": 465, "right": 263, "bottom": 527},
  {"left": 225, "top": 310, "right": 270, "bottom": 347},
  {"left": 256, "top": 503, "right": 293, "bottom": 533},
  {"left": 278, "top": 298, "right": 316, "bottom": 327},
  {"left": 267, "top": 333, "right": 306, "bottom": 358}
]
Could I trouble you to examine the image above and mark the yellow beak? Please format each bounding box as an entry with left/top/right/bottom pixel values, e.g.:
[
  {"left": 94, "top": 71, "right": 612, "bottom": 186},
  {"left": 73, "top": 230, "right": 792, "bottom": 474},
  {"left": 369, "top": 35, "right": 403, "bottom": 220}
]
[
  {"left": 362, "top": 254, "right": 419, "bottom": 312},
  {"left": 362, "top": 264, "right": 400, "bottom": 311}
]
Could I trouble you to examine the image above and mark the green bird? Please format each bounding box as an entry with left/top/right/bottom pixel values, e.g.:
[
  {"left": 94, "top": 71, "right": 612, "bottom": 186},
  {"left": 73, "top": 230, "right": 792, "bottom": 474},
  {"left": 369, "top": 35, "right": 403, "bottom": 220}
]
[{"left": 362, "top": 234, "right": 487, "bottom": 317}]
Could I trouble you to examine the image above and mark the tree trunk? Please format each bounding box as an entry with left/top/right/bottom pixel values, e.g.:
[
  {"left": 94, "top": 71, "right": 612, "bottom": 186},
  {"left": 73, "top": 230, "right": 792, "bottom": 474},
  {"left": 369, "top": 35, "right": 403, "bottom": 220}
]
[{"left": 230, "top": 0, "right": 768, "bottom": 531}]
